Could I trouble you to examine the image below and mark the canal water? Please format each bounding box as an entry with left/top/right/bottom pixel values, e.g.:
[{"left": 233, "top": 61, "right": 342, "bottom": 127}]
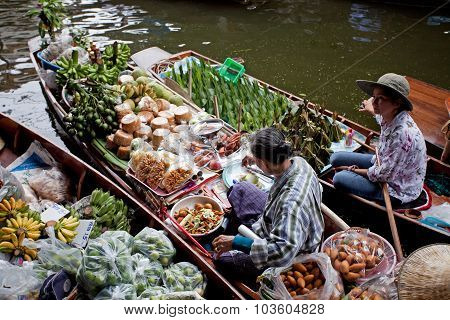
[{"left": 0, "top": 0, "right": 448, "bottom": 252}]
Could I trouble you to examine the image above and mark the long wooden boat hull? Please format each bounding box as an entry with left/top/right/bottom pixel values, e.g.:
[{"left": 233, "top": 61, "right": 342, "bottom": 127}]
[
  {"left": 143, "top": 48, "right": 450, "bottom": 239},
  {"left": 0, "top": 112, "right": 245, "bottom": 300}
]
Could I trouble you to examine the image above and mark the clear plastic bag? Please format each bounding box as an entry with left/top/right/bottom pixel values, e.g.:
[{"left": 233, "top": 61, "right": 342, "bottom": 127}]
[
  {"left": 28, "top": 167, "right": 71, "bottom": 203},
  {"left": 94, "top": 284, "right": 137, "bottom": 300},
  {"left": 325, "top": 228, "right": 386, "bottom": 282},
  {"left": 258, "top": 253, "right": 344, "bottom": 300},
  {"left": 132, "top": 253, "right": 164, "bottom": 295},
  {"left": 0, "top": 261, "right": 42, "bottom": 299},
  {"left": 162, "top": 262, "right": 206, "bottom": 296},
  {"left": 138, "top": 286, "right": 168, "bottom": 300},
  {"left": 33, "top": 232, "right": 83, "bottom": 277},
  {"left": 0, "top": 166, "right": 24, "bottom": 202},
  {"left": 100, "top": 230, "right": 134, "bottom": 249},
  {"left": 344, "top": 275, "right": 398, "bottom": 300},
  {"left": 132, "top": 227, "right": 176, "bottom": 267},
  {"left": 40, "top": 34, "right": 73, "bottom": 62},
  {"left": 76, "top": 236, "right": 133, "bottom": 296},
  {"left": 159, "top": 161, "right": 194, "bottom": 193},
  {"left": 56, "top": 46, "right": 89, "bottom": 65}
]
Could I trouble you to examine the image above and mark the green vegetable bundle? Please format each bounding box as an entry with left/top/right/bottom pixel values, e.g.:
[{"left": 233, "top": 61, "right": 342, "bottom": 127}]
[
  {"left": 169, "top": 59, "right": 294, "bottom": 132},
  {"left": 277, "top": 101, "right": 344, "bottom": 172}
]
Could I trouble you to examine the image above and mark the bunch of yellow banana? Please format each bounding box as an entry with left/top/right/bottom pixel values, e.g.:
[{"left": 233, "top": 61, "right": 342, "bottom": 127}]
[
  {"left": 1, "top": 215, "right": 44, "bottom": 240},
  {"left": 0, "top": 232, "right": 37, "bottom": 262},
  {"left": 54, "top": 216, "right": 80, "bottom": 243},
  {"left": 0, "top": 197, "right": 27, "bottom": 223}
]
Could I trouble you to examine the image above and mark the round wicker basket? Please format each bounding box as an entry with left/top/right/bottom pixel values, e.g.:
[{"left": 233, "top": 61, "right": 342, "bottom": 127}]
[{"left": 398, "top": 244, "right": 450, "bottom": 300}]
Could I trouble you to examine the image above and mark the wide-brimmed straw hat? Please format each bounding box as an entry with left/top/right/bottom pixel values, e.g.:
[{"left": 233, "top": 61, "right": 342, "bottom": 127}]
[
  {"left": 397, "top": 244, "right": 450, "bottom": 299},
  {"left": 356, "top": 73, "right": 413, "bottom": 111}
]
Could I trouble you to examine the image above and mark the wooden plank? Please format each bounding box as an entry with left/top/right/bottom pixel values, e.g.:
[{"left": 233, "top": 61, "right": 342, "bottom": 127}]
[{"left": 407, "top": 76, "right": 449, "bottom": 149}]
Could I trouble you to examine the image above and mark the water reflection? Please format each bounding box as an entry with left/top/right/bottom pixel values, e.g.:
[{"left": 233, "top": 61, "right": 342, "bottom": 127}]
[{"left": 348, "top": 3, "right": 382, "bottom": 43}]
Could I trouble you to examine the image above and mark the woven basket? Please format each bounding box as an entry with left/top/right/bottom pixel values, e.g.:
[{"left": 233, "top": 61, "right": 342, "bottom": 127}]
[{"left": 398, "top": 244, "right": 450, "bottom": 300}]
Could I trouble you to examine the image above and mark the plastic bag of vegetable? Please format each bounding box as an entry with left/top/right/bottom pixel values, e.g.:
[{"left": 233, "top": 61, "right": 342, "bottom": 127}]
[
  {"left": 344, "top": 275, "right": 398, "bottom": 300},
  {"left": 132, "top": 227, "right": 176, "bottom": 266},
  {"left": 0, "top": 261, "right": 42, "bottom": 299},
  {"left": 138, "top": 286, "right": 169, "bottom": 300},
  {"left": 33, "top": 232, "right": 83, "bottom": 278},
  {"left": 100, "top": 230, "right": 134, "bottom": 248},
  {"left": 94, "top": 284, "right": 137, "bottom": 300},
  {"left": 258, "top": 253, "right": 344, "bottom": 300},
  {"left": 162, "top": 262, "right": 206, "bottom": 296},
  {"left": 0, "top": 166, "right": 24, "bottom": 202},
  {"left": 132, "top": 253, "right": 164, "bottom": 295},
  {"left": 76, "top": 236, "right": 133, "bottom": 296}
]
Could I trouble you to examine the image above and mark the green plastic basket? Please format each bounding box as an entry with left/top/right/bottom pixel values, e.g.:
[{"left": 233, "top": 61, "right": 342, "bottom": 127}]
[{"left": 218, "top": 58, "right": 245, "bottom": 83}]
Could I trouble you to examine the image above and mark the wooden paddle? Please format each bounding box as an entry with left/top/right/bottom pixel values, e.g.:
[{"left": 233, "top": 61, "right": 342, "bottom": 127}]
[{"left": 375, "top": 147, "right": 404, "bottom": 261}]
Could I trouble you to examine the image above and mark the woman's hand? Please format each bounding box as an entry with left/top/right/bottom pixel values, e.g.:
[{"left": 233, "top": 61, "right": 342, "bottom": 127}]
[
  {"left": 359, "top": 97, "right": 375, "bottom": 116},
  {"left": 242, "top": 155, "right": 255, "bottom": 167},
  {"left": 334, "top": 165, "right": 359, "bottom": 172},
  {"left": 212, "top": 235, "right": 234, "bottom": 257}
]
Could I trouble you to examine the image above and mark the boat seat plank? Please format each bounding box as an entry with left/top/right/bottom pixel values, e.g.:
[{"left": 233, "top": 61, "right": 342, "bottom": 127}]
[{"left": 406, "top": 76, "right": 449, "bottom": 149}]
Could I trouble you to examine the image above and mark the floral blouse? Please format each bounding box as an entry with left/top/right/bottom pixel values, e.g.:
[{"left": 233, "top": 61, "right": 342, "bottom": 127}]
[{"left": 367, "top": 111, "right": 427, "bottom": 203}]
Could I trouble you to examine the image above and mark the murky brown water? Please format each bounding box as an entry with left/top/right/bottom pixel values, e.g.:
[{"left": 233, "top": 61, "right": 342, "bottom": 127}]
[{"left": 0, "top": 0, "right": 449, "bottom": 141}]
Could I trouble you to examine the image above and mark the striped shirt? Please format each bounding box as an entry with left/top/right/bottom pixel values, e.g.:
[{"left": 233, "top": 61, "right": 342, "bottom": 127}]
[{"left": 249, "top": 157, "right": 324, "bottom": 269}]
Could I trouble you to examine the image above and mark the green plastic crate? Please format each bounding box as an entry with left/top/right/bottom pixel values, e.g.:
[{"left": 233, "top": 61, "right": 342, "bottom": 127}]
[{"left": 218, "top": 58, "right": 245, "bottom": 83}]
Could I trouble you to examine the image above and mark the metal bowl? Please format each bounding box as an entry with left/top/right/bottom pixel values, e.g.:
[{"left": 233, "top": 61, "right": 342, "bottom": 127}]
[{"left": 190, "top": 119, "right": 224, "bottom": 137}]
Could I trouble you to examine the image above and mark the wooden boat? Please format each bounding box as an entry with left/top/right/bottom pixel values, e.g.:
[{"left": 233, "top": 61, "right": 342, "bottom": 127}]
[
  {"left": 141, "top": 48, "right": 450, "bottom": 240},
  {"left": 27, "top": 38, "right": 354, "bottom": 299},
  {"left": 0, "top": 111, "right": 245, "bottom": 300}
]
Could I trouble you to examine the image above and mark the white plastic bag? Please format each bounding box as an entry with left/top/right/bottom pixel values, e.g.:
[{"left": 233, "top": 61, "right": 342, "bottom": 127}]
[
  {"left": 0, "top": 261, "right": 42, "bottom": 299},
  {"left": 258, "top": 253, "right": 344, "bottom": 300},
  {"left": 132, "top": 253, "right": 163, "bottom": 295}
]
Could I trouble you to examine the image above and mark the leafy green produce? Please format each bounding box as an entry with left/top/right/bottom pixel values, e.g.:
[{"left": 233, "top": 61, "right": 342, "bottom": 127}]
[
  {"left": 26, "top": 0, "right": 66, "bottom": 40},
  {"left": 169, "top": 59, "right": 294, "bottom": 132},
  {"left": 132, "top": 227, "right": 176, "bottom": 267},
  {"left": 277, "top": 100, "right": 344, "bottom": 172},
  {"left": 76, "top": 235, "right": 133, "bottom": 296}
]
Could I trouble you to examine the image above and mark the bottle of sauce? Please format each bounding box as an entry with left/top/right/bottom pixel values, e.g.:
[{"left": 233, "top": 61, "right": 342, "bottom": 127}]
[{"left": 345, "top": 128, "right": 354, "bottom": 147}]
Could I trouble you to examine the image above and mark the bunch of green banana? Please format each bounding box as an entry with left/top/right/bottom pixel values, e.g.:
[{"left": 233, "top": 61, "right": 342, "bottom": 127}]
[
  {"left": 54, "top": 215, "right": 80, "bottom": 243},
  {"left": 56, "top": 50, "right": 90, "bottom": 85},
  {"left": 121, "top": 82, "right": 157, "bottom": 101},
  {"left": 1, "top": 215, "right": 44, "bottom": 241},
  {"left": 87, "top": 63, "right": 120, "bottom": 85},
  {"left": 88, "top": 189, "right": 131, "bottom": 237},
  {"left": 0, "top": 232, "right": 38, "bottom": 262},
  {"left": 103, "top": 42, "right": 131, "bottom": 71}
]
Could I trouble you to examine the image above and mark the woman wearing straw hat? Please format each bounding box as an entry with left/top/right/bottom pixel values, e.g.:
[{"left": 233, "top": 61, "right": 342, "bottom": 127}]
[{"left": 330, "top": 73, "right": 427, "bottom": 205}]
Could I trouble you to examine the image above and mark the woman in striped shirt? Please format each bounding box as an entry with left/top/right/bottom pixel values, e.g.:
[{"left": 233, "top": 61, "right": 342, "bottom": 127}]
[{"left": 213, "top": 128, "right": 324, "bottom": 278}]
